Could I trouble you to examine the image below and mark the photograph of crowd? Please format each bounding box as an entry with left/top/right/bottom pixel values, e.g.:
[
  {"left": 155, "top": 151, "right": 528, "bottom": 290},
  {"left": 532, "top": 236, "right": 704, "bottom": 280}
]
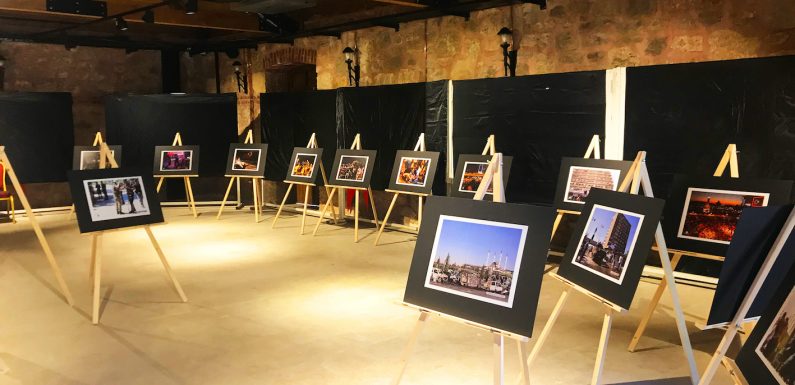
[
  {"left": 458, "top": 161, "right": 493, "bottom": 194},
  {"left": 677, "top": 188, "right": 769, "bottom": 244},
  {"left": 564, "top": 166, "right": 621, "bottom": 204},
  {"left": 291, "top": 153, "right": 317, "bottom": 178},
  {"left": 232, "top": 149, "right": 261, "bottom": 171},
  {"left": 336, "top": 155, "right": 368, "bottom": 182},
  {"left": 424, "top": 215, "right": 528, "bottom": 307},
  {"left": 83, "top": 176, "right": 150, "bottom": 222},
  {"left": 396, "top": 157, "right": 431, "bottom": 187},
  {"left": 572, "top": 205, "right": 644, "bottom": 284},
  {"left": 159, "top": 150, "right": 192, "bottom": 171},
  {"left": 80, "top": 150, "right": 116, "bottom": 170},
  {"left": 756, "top": 287, "right": 795, "bottom": 384}
]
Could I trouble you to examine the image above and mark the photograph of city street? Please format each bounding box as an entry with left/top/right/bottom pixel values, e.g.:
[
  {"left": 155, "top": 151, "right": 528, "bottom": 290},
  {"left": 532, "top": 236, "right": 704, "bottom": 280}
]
[
  {"left": 756, "top": 287, "right": 795, "bottom": 385},
  {"left": 564, "top": 166, "right": 621, "bottom": 204},
  {"left": 677, "top": 188, "right": 769, "bottom": 244},
  {"left": 232, "top": 149, "right": 261, "bottom": 171},
  {"left": 396, "top": 157, "right": 431, "bottom": 187},
  {"left": 424, "top": 215, "right": 528, "bottom": 307},
  {"left": 291, "top": 153, "right": 317, "bottom": 178},
  {"left": 573, "top": 204, "right": 644, "bottom": 284},
  {"left": 336, "top": 155, "right": 368, "bottom": 182},
  {"left": 82, "top": 176, "right": 150, "bottom": 222},
  {"left": 458, "top": 161, "right": 492, "bottom": 194},
  {"left": 80, "top": 150, "right": 116, "bottom": 170},
  {"left": 159, "top": 150, "right": 192, "bottom": 171}
]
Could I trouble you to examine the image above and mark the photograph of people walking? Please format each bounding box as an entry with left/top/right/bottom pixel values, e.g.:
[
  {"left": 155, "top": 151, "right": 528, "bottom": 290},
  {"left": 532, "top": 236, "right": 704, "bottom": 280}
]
[
  {"left": 756, "top": 287, "right": 795, "bottom": 385},
  {"left": 83, "top": 176, "right": 150, "bottom": 222}
]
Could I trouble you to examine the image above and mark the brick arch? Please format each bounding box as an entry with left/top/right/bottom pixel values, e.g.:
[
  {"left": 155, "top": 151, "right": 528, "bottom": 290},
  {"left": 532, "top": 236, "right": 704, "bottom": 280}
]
[{"left": 263, "top": 47, "right": 317, "bottom": 70}]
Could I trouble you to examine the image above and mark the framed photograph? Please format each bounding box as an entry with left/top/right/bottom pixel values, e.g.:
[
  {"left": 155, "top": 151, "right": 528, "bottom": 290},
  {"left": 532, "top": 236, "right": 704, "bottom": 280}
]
[
  {"left": 403, "top": 195, "right": 556, "bottom": 338},
  {"left": 72, "top": 145, "right": 123, "bottom": 170},
  {"left": 387, "top": 150, "right": 440, "bottom": 195},
  {"left": 225, "top": 143, "right": 268, "bottom": 177},
  {"left": 662, "top": 175, "right": 793, "bottom": 257},
  {"left": 706, "top": 205, "right": 795, "bottom": 328},
  {"left": 67, "top": 168, "right": 164, "bottom": 233},
  {"left": 736, "top": 255, "right": 795, "bottom": 385},
  {"left": 449, "top": 154, "right": 513, "bottom": 199},
  {"left": 152, "top": 145, "right": 199, "bottom": 176},
  {"left": 328, "top": 149, "right": 377, "bottom": 188},
  {"left": 553, "top": 158, "right": 634, "bottom": 212},
  {"left": 557, "top": 189, "right": 665, "bottom": 310},
  {"left": 284, "top": 147, "right": 324, "bottom": 185}
]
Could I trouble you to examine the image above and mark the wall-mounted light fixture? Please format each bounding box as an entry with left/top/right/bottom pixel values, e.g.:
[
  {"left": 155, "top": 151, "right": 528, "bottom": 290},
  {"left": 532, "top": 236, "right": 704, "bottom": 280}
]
[
  {"left": 0, "top": 54, "right": 6, "bottom": 91},
  {"left": 114, "top": 17, "right": 129, "bottom": 31},
  {"left": 498, "top": 27, "right": 517, "bottom": 77},
  {"left": 342, "top": 47, "right": 360, "bottom": 87},
  {"left": 233, "top": 61, "right": 248, "bottom": 94},
  {"left": 185, "top": 0, "right": 198, "bottom": 15}
]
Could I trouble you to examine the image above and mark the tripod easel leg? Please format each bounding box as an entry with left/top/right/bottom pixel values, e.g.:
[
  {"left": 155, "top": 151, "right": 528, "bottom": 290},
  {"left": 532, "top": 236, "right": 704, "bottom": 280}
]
[
  {"left": 313, "top": 187, "right": 337, "bottom": 236},
  {"left": 368, "top": 187, "right": 380, "bottom": 228},
  {"left": 392, "top": 311, "right": 429, "bottom": 385},
  {"left": 272, "top": 183, "right": 295, "bottom": 228},
  {"left": 252, "top": 179, "right": 260, "bottom": 223},
  {"left": 628, "top": 252, "right": 683, "bottom": 352},
  {"left": 493, "top": 333, "right": 505, "bottom": 385},
  {"left": 375, "top": 192, "right": 399, "bottom": 246},
  {"left": 185, "top": 177, "right": 197, "bottom": 218},
  {"left": 156, "top": 176, "right": 165, "bottom": 193},
  {"left": 217, "top": 177, "right": 236, "bottom": 220},
  {"left": 354, "top": 189, "right": 360, "bottom": 242},
  {"left": 91, "top": 233, "right": 103, "bottom": 325},
  {"left": 144, "top": 226, "right": 187, "bottom": 302},
  {"left": 89, "top": 233, "right": 98, "bottom": 282},
  {"left": 550, "top": 213, "right": 563, "bottom": 240},
  {"left": 417, "top": 196, "right": 423, "bottom": 231},
  {"left": 591, "top": 310, "right": 614, "bottom": 385},
  {"left": 516, "top": 340, "right": 530, "bottom": 385},
  {"left": 300, "top": 185, "right": 310, "bottom": 235}
]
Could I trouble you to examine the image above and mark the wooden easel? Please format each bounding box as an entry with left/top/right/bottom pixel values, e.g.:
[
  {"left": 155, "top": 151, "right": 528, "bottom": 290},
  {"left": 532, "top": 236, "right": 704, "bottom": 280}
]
[
  {"left": 697, "top": 206, "right": 795, "bottom": 385},
  {"left": 374, "top": 133, "right": 429, "bottom": 245},
  {"left": 312, "top": 134, "right": 380, "bottom": 243},
  {"left": 68, "top": 132, "right": 108, "bottom": 218},
  {"left": 88, "top": 143, "right": 187, "bottom": 324},
  {"left": 216, "top": 130, "right": 264, "bottom": 223},
  {"left": 394, "top": 152, "right": 532, "bottom": 385},
  {"left": 154, "top": 132, "right": 198, "bottom": 218},
  {"left": 272, "top": 133, "right": 338, "bottom": 234},
  {"left": 516, "top": 151, "right": 700, "bottom": 385},
  {"left": 627, "top": 144, "right": 740, "bottom": 352},
  {"left": 0, "top": 146, "right": 74, "bottom": 306},
  {"left": 550, "top": 134, "right": 602, "bottom": 239}
]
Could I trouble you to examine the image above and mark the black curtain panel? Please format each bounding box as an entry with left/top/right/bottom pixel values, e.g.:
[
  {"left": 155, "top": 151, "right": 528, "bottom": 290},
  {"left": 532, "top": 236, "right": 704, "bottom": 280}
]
[
  {"left": 0, "top": 92, "right": 74, "bottom": 183},
  {"left": 625, "top": 54, "right": 795, "bottom": 199},
  {"left": 452, "top": 71, "right": 606, "bottom": 205},
  {"left": 105, "top": 93, "right": 238, "bottom": 177},
  {"left": 336, "top": 81, "right": 448, "bottom": 194},
  {"left": 261, "top": 90, "right": 337, "bottom": 181}
]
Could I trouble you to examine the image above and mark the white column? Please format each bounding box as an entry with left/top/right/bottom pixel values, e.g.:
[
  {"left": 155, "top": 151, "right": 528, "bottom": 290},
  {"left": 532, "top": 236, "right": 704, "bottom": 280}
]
[{"left": 604, "top": 67, "right": 627, "bottom": 160}]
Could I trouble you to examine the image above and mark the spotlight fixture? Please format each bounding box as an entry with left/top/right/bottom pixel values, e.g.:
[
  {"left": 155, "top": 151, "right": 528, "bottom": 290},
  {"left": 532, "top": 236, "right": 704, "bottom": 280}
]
[
  {"left": 0, "top": 54, "right": 5, "bottom": 91},
  {"left": 185, "top": 0, "right": 198, "bottom": 15},
  {"left": 497, "top": 27, "right": 517, "bottom": 77},
  {"left": 232, "top": 61, "right": 248, "bottom": 94},
  {"left": 0, "top": 54, "right": 5, "bottom": 68},
  {"left": 342, "top": 47, "right": 360, "bottom": 87},
  {"left": 114, "top": 17, "right": 129, "bottom": 31},
  {"left": 142, "top": 9, "right": 155, "bottom": 23}
]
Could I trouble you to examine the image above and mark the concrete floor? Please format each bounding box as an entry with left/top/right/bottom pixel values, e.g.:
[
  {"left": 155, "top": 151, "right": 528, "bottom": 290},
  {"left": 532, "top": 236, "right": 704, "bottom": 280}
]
[{"left": 0, "top": 207, "right": 737, "bottom": 385}]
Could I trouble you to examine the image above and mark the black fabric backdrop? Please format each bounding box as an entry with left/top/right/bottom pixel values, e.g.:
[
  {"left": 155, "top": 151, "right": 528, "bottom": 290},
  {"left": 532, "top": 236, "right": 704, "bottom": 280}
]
[
  {"left": 0, "top": 92, "right": 74, "bottom": 183},
  {"left": 106, "top": 94, "right": 238, "bottom": 176},
  {"left": 261, "top": 90, "right": 337, "bottom": 181},
  {"left": 452, "top": 71, "right": 606, "bottom": 205}
]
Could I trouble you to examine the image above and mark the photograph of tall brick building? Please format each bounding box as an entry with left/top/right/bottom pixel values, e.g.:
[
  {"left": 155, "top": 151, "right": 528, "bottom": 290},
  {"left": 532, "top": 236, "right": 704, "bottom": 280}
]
[
  {"left": 573, "top": 205, "right": 644, "bottom": 284},
  {"left": 564, "top": 167, "right": 621, "bottom": 204}
]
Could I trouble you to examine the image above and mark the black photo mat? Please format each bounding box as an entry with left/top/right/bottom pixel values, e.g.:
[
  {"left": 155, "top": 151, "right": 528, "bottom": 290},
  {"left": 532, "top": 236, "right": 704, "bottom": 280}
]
[
  {"left": 403, "top": 195, "right": 556, "bottom": 338},
  {"left": 450, "top": 154, "right": 514, "bottom": 199},
  {"left": 556, "top": 189, "right": 665, "bottom": 310},
  {"left": 553, "top": 158, "right": 634, "bottom": 213},
  {"left": 736, "top": 249, "right": 795, "bottom": 385},
  {"left": 328, "top": 149, "right": 377, "bottom": 188},
  {"left": 284, "top": 147, "right": 324, "bottom": 185},
  {"left": 153, "top": 145, "right": 200, "bottom": 176},
  {"left": 386, "top": 150, "right": 440, "bottom": 195},
  {"left": 73, "top": 146, "right": 123, "bottom": 170},
  {"left": 68, "top": 168, "right": 164, "bottom": 234},
  {"left": 661, "top": 175, "right": 793, "bottom": 258},
  {"left": 225, "top": 143, "right": 268, "bottom": 177},
  {"left": 706, "top": 205, "right": 795, "bottom": 327}
]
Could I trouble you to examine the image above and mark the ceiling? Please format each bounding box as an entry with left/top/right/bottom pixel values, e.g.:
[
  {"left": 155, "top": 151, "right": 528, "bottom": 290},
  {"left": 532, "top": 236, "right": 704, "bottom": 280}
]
[{"left": 0, "top": 0, "right": 546, "bottom": 52}]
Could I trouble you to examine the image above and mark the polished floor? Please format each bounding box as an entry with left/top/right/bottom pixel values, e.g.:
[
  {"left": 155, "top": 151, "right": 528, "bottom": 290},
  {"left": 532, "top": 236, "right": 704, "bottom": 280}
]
[{"left": 0, "top": 207, "right": 736, "bottom": 384}]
